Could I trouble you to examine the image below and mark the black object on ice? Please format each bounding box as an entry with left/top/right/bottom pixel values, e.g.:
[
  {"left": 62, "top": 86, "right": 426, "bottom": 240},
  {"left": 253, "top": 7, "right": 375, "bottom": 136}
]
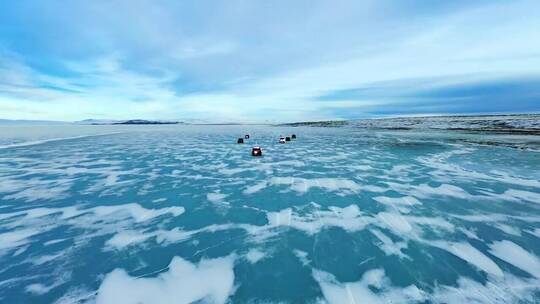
[
  {"left": 237, "top": 138, "right": 244, "bottom": 144},
  {"left": 291, "top": 134, "right": 296, "bottom": 139},
  {"left": 252, "top": 146, "right": 262, "bottom": 156},
  {"left": 285, "top": 136, "right": 291, "bottom": 141},
  {"left": 245, "top": 134, "right": 250, "bottom": 139}
]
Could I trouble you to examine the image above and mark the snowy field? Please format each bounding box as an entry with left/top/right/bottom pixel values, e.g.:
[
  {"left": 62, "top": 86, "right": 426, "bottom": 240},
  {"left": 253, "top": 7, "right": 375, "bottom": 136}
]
[{"left": 0, "top": 124, "right": 539, "bottom": 303}]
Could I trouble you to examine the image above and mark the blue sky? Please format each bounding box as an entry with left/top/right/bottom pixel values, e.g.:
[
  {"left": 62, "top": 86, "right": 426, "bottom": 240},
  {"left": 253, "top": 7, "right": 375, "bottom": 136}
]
[{"left": 0, "top": 0, "right": 539, "bottom": 122}]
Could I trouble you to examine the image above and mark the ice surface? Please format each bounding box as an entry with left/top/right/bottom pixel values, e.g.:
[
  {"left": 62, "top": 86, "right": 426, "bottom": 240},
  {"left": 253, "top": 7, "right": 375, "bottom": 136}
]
[{"left": 0, "top": 124, "right": 539, "bottom": 303}]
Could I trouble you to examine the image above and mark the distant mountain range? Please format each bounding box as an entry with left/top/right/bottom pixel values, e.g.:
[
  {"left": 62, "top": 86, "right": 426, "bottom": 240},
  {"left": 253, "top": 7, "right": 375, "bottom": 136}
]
[
  {"left": 73, "top": 119, "right": 120, "bottom": 125},
  {"left": 0, "top": 118, "right": 256, "bottom": 125},
  {"left": 75, "top": 119, "right": 182, "bottom": 125},
  {"left": 112, "top": 119, "right": 180, "bottom": 125}
]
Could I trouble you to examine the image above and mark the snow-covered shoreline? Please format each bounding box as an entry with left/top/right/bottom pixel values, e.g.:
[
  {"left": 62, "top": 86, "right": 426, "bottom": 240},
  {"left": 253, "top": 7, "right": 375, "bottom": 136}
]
[
  {"left": 283, "top": 114, "right": 540, "bottom": 133},
  {"left": 351, "top": 114, "right": 540, "bottom": 131}
]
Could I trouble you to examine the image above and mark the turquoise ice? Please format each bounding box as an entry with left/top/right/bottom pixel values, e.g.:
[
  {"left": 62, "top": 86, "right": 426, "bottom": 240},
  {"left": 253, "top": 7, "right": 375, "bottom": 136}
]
[{"left": 0, "top": 125, "right": 539, "bottom": 303}]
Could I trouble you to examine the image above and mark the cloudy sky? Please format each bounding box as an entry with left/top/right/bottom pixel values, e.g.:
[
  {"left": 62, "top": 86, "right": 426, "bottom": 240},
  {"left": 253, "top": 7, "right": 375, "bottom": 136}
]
[{"left": 1, "top": 0, "right": 539, "bottom": 122}]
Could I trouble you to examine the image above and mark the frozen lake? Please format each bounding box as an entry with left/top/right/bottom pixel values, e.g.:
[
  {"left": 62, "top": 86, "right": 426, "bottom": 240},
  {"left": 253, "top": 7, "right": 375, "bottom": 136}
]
[{"left": 1, "top": 125, "right": 539, "bottom": 303}]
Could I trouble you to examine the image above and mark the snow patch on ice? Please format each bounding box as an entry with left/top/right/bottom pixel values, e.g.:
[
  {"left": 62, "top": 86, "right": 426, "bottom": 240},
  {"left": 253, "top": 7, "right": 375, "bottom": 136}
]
[
  {"left": 31, "top": 252, "right": 64, "bottom": 265},
  {"left": 371, "top": 229, "right": 408, "bottom": 259},
  {"left": 500, "top": 189, "right": 540, "bottom": 204},
  {"left": 105, "top": 231, "right": 155, "bottom": 250},
  {"left": 96, "top": 255, "right": 235, "bottom": 304},
  {"left": 0, "top": 229, "right": 42, "bottom": 252},
  {"left": 489, "top": 240, "right": 540, "bottom": 278},
  {"left": 432, "top": 274, "right": 540, "bottom": 303},
  {"left": 376, "top": 212, "right": 413, "bottom": 234},
  {"left": 415, "top": 183, "right": 472, "bottom": 199},
  {"left": 432, "top": 241, "right": 503, "bottom": 277},
  {"left": 207, "top": 192, "right": 228, "bottom": 203},
  {"left": 270, "top": 177, "right": 363, "bottom": 194},
  {"left": 267, "top": 205, "right": 372, "bottom": 234},
  {"left": 373, "top": 195, "right": 421, "bottom": 213},
  {"left": 243, "top": 181, "right": 268, "bottom": 194},
  {"left": 91, "top": 204, "right": 185, "bottom": 222},
  {"left": 313, "top": 268, "right": 426, "bottom": 304},
  {"left": 527, "top": 228, "right": 540, "bottom": 238},
  {"left": 104, "top": 224, "right": 269, "bottom": 250},
  {"left": 494, "top": 223, "right": 521, "bottom": 236},
  {"left": 25, "top": 283, "right": 52, "bottom": 295},
  {"left": 1, "top": 203, "right": 184, "bottom": 223},
  {"left": 293, "top": 250, "right": 311, "bottom": 266},
  {"left": 245, "top": 248, "right": 267, "bottom": 264}
]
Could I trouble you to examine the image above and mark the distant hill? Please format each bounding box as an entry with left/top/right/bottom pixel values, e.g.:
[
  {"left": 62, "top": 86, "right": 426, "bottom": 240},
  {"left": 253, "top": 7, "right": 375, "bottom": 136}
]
[
  {"left": 112, "top": 119, "right": 180, "bottom": 125},
  {"left": 74, "top": 119, "right": 120, "bottom": 125},
  {"left": 75, "top": 119, "right": 183, "bottom": 125}
]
